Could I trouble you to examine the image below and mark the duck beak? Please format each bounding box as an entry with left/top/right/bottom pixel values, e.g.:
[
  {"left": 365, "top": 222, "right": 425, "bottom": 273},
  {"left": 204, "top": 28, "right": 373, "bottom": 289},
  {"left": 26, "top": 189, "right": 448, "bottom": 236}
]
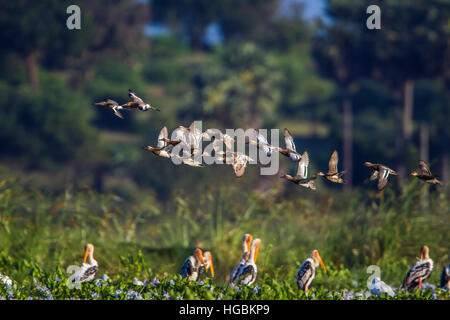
[{"left": 83, "top": 246, "right": 89, "bottom": 264}]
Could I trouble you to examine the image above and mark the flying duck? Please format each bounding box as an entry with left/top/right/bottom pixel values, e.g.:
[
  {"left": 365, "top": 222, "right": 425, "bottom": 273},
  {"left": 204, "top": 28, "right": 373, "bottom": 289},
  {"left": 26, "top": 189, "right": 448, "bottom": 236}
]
[
  {"left": 281, "top": 151, "right": 317, "bottom": 190},
  {"left": 121, "top": 89, "right": 160, "bottom": 112},
  {"left": 410, "top": 160, "right": 441, "bottom": 185},
  {"left": 94, "top": 99, "right": 127, "bottom": 119},
  {"left": 316, "top": 150, "right": 346, "bottom": 184},
  {"left": 363, "top": 162, "right": 397, "bottom": 191}
]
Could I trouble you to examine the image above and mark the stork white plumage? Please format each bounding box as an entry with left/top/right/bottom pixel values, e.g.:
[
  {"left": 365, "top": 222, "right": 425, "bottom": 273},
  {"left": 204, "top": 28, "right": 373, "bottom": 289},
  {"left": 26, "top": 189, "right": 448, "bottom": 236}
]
[
  {"left": 235, "top": 238, "right": 261, "bottom": 286},
  {"left": 229, "top": 234, "right": 253, "bottom": 284},
  {"left": 0, "top": 273, "right": 12, "bottom": 288},
  {"left": 296, "top": 249, "right": 327, "bottom": 292},
  {"left": 180, "top": 248, "right": 213, "bottom": 282},
  {"left": 73, "top": 243, "right": 98, "bottom": 283},
  {"left": 369, "top": 277, "right": 395, "bottom": 297},
  {"left": 401, "top": 245, "right": 433, "bottom": 292}
]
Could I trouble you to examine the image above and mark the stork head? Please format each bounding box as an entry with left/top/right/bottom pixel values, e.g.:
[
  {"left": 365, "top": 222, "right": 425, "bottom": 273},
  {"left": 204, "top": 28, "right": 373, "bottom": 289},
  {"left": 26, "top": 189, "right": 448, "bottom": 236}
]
[
  {"left": 419, "top": 245, "right": 430, "bottom": 260},
  {"left": 311, "top": 250, "right": 326, "bottom": 273},
  {"left": 194, "top": 248, "right": 207, "bottom": 270},
  {"left": 203, "top": 251, "right": 214, "bottom": 278},
  {"left": 83, "top": 243, "right": 94, "bottom": 264}
]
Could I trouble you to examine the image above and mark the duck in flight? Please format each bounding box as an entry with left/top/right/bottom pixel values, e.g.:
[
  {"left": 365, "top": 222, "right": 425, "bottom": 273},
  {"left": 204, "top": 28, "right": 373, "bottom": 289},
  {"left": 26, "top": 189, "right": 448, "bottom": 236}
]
[
  {"left": 144, "top": 126, "right": 173, "bottom": 159},
  {"left": 363, "top": 162, "right": 397, "bottom": 191},
  {"left": 316, "top": 150, "right": 346, "bottom": 184},
  {"left": 281, "top": 151, "right": 317, "bottom": 190},
  {"left": 410, "top": 160, "right": 441, "bottom": 185},
  {"left": 121, "top": 89, "right": 160, "bottom": 112},
  {"left": 94, "top": 99, "right": 127, "bottom": 119}
]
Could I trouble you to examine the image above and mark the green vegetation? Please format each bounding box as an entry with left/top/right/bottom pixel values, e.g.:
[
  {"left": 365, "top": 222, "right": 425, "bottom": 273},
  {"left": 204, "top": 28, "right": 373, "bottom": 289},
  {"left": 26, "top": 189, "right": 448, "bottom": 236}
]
[{"left": 0, "top": 176, "right": 448, "bottom": 299}]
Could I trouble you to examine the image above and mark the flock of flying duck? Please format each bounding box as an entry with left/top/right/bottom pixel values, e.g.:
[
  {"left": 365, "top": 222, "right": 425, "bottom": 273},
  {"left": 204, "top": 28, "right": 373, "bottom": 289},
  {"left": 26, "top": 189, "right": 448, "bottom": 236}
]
[
  {"left": 97, "top": 89, "right": 441, "bottom": 190},
  {"left": 3, "top": 90, "right": 445, "bottom": 296}
]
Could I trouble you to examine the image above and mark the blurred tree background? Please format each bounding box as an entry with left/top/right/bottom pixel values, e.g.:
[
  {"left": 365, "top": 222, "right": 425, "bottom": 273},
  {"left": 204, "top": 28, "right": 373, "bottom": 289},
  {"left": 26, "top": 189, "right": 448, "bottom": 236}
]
[{"left": 0, "top": 0, "right": 448, "bottom": 200}]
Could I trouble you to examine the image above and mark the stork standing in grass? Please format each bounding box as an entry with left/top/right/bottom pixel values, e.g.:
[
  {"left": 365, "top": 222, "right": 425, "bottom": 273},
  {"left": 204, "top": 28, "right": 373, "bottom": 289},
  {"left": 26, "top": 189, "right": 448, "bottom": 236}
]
[
  {"left": 401, "top": 245, "right": 433, "bottom": 292},
  {"left": 296, "top": 249, "right": 327, "bottom": 292},
  {"left": 180, "top": 248, "right": 210, "bottom": 281},
  {"left": 229, "top": 234, "right": 253, "bottom": 284},
  {"left": 235, "top": 238, "right": 261, "bottom": 285},
  {"left": 74, "top": 243, "right": 98, "bottom": 283},
  {"left": 440, "top": 255, "right": 450, "bottom": 290}
]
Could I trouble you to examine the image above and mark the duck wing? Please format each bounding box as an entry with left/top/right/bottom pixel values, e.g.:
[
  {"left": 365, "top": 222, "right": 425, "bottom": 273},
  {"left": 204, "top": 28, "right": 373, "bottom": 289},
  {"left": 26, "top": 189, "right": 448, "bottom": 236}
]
[
  {"left": 296, "top": 151, "right": 309, "bottom": 179},
  {"left": 157, "top": 126, "right": 169, "bottom": 149},
  {"left": 377, "top": 167, "right": 390, "bottom": 190},
  {"left": 328, "top": 150, "right": 339, "bottom": 174},
  {"left": 419, "top": 160, "right": 432, "bottom": 176},
  {"left": 128, "top": 89, "right": 144, "bottom": 104}
]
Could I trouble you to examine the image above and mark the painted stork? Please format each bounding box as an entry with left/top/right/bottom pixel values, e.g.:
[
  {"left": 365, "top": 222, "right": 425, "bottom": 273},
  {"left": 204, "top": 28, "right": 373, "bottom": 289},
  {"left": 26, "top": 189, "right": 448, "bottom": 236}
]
[
  {"left": 410, "top": 160, "right": 442, "bottom": 185},
  {"left": 120, "top": 89, "right": 160, "bottom": 112},
  {"left": 199, "top": 251, "right": 215, "bottom": 279},
  {"left": 363, "top": 162, "right": 397, "bottom": 191},
  {"left": 235, "top": 238, "right": 261, "bottom": 286},
  {"left": 440, "top": 255, "right": 450, "bottom": 290},
  {"left": 316, "top": 150, "right": 346, "bottom": 184},
  {"left": 74, "top": 243, "right": 98, "bottom": 283},
  {"left": 229, "top": 234, "right": 253, "bottom": 284},
  {"left": 180, "top": 248, "right": 210, "bottom": 281},
  {"left": 401, "top": 245, "right": 433, "bottom": 292},
  {"left": 369, "top": 277, "right": 395, "bottom": 297},
  {"left": 281, "top": 151, "right": 317, "bottom": 190},
  {"left": 296, "top": 249, "right": 327, "bottom": 292}
]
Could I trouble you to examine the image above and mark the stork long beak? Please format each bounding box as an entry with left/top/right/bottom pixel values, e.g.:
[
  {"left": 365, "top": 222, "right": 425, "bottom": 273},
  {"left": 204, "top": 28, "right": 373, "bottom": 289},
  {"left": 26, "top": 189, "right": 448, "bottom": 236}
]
[
  {"left": 319, "top": 256, "right": 327, "bottom": 273},
  {"left": 195, "top": 250, "right": 207, "bottom": 271},
  {"left": 83, "top": 246, "right": 89, "bottom": 264},
  {"left": 254, "top": 242, "right": 260, "bottom": 263},
  {"left": 208, "top": 257, "right": 214, "bottom": 278}
]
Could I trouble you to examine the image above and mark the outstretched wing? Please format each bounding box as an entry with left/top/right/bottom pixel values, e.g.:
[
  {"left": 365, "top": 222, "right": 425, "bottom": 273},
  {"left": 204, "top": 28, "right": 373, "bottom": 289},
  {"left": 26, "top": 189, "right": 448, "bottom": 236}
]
[
  {"left": 128, "top": 89, "right": 144, "bottom": 104},
  {"left": 157, "top": 126, "right": 169, "bottom": 149},
  {"left": 419, "top": 160, "right": 432, "bottom": 176},
  {"left": 284, "top": 128, "right": 296, "bottom": 152},
  {"left": 328, "top": 150, "right": 339, "bottom": 174},
  {"left": 377, "top": 167, "right": 390, "bottom": 190},
  {"left": 296, "top": 151, "right": 309, "bottom": 179}
]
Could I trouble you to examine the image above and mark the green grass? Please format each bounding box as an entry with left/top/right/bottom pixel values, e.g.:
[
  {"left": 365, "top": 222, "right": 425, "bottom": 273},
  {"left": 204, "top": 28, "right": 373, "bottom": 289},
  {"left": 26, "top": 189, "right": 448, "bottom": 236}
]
[{"left": 0, "top": 176, "right": 449, "bottom": 299}]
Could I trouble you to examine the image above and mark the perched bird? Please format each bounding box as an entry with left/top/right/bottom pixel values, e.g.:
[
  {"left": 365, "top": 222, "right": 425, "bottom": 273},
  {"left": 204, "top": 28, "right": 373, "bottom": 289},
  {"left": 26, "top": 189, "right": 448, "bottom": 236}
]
[
  {"left": 410, "top": 160, "right": 441, "bottom": 185},
  {"left": 440, "top": 256, "right": 450, "bottom": 290},
  {"left": 296, "top": 249, "right": 327, "bottom": 292},
  {"left": 401, "top": 245, "right": 433, "bottom": 292},
  {"left": 229, "top": 234, "right": 253, "bottom": 284},
  {"left": 180, "top": 248, "right": 208, "bottom": 281},
  {"left": 277, "top": 128, "right": 302, "bottom": 162},
  {"left": 121, "top": 89, "right": 160, "bottom": 112},
  {"left": 94, "top": 99, "right": 127, "bottom": 119},
  {"left": 144, "top": 126, "right": 173, "bottom": 159},
  {"left": 363, "top": 162, "right": 397, "bottom": 191},
  {"left": 235, "top": 238, "right": 261, "bottom": 286},
  {"left": 369, "top": 277, "right": 395, "bottom": 297},
  {"left": 73, "top": 243, "right": 98, "bottom": 283},
  {"left": 316, "top": 150, "right": 346, "bottom": 184},
  {"left": 281, "top": 151, "right": 317, "bottom": 190}
]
